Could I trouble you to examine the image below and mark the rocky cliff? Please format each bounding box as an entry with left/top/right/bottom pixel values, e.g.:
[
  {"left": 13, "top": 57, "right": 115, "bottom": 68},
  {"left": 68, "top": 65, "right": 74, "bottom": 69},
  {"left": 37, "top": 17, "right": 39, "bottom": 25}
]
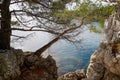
[
  {"left": 0, "top": 48, "right": 57, "bottom": 80},
  {"left": 86, "top": 9, "right": 120, "bottom": 80}
]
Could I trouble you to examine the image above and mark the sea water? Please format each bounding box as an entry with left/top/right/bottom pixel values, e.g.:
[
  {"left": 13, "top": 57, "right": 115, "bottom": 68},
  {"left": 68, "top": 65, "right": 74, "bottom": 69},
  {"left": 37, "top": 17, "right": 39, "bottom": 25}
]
[
  {"left": 51, "top": 23, "right": 102, "bottom": 75},
  {"left": 11, "top": 22, "right": 103, "bottom": 75}
]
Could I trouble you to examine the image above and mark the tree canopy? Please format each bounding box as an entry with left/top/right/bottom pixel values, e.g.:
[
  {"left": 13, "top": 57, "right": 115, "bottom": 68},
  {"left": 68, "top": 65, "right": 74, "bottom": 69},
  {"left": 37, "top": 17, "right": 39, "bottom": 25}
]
[{"left": 0, "top": 0, "right": 118, "bottom": 56}]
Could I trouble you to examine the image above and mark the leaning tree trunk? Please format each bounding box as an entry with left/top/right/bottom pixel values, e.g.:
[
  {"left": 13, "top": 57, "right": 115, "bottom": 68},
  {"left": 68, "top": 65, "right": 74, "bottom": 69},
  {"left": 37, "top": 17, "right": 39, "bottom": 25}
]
[{"left": 0, "top": 0, "right": 11, "bottom": 50}]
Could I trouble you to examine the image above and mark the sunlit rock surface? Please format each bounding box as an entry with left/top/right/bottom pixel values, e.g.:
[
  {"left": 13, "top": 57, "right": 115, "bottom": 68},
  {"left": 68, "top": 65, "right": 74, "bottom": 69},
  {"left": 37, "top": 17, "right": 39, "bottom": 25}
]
[
  {"left": 86, "top": 10, "right": 120, "bottom": 80},
  {"left": 57, "top": 69, "right": 86, "bottom": 80}
]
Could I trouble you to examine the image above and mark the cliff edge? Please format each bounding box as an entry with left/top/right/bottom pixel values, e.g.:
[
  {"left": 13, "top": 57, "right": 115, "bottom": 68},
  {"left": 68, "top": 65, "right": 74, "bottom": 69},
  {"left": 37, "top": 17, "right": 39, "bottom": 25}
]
[{"left": 86, "top": 9, "right": 120, "bottom": 80}]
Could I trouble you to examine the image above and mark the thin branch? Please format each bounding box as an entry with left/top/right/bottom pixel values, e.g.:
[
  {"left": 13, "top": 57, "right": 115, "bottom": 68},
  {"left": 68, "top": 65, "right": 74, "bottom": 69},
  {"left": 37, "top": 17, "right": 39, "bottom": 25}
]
[
  {"left": 11, "top": 10, "right": 56, "bottom": 24},
  {"left": 12, "top": 35, "right": 26, "bottom": 38},
  {"left": 33, "top": 15, "right": 86, "bottom": 57},
  {"left": 32, "top": 0, "right": 51, "bottom": 9},
  {"left": 11, "top": 9, "right": 68, "bottom": 25},
  {"left": 11, "top": 28, "right": 60, "bottom": 35},
  {"left": 11, "top": 10, "right": 24, "bottom": 13},
  {"left": 13, "top": 10, "right": 31, "bottom": 28},
  {"left": 11, "top": 33, "right": 34, "bottom": 42}
]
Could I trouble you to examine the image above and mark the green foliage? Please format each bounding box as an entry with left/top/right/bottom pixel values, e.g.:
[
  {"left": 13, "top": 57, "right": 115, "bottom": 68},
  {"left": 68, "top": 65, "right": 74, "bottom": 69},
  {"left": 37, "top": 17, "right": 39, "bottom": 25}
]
[
  {"left": 95, "top": 5, "right": 115, "bottom": 27},
  {"left": 52, "top": 0, "right": 95, "bottom": 24},
  {"left": 52, "top": 0, "right": 73, "bottom": 11},
  {"left": 52, "top": 0, "right": 115, "bottom": 33},
  {"left": 53, "top": 10, "right": 76, "bottom": 24},
  {"left": 52, "top": 1, "right": 66, "bottom": 11},
  {"left": 89, "top": 25, "right": 102, "bottom": 33},
  {"left": 27, "top": 0, "right": 34, "bottom": 6},
  {"left": 89, "top": 5, "right": 115, "bottom": 33},
  {"left": 27, "top": 0, "right": 115, "bottom": 33}
]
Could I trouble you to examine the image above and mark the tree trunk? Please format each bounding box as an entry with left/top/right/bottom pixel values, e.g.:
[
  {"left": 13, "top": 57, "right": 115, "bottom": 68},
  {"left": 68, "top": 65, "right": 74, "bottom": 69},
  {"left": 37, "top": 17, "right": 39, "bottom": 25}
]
[{"left": 0, "top": 0, "right": 11, "bottom": 50}]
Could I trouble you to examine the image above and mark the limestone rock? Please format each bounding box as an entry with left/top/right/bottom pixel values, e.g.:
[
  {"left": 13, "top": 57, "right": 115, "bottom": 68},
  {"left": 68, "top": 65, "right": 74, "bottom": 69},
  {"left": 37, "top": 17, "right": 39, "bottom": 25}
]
[
  {"left": 57, "top": 69, "right": 86, "bottom": 80},
  {"left": 86, "top": 10, "right": 120, "bottom": 80}
]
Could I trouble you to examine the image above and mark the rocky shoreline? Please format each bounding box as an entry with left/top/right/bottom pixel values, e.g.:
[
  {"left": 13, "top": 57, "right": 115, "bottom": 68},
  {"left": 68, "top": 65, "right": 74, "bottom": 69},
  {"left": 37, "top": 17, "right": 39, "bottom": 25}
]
[{"left": 58, "top": 9, "right": 120, "bottom": 80}]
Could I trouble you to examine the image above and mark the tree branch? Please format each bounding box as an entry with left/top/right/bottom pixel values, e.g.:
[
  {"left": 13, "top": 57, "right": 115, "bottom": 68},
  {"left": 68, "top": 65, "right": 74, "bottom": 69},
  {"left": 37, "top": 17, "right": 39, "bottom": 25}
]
[
  {"left": 11, "top": 10, "right": 68, "bottom": 25},
  {"left": 11, "top": 33, "right": 34, "bottom": 42},
  {"left": 13, "top": 11, "right": 31, "bottom": 28},
  {"left": 33, "top": 15, "right": 86, "bottom": 57},
  {"left": 12, "top": 35, "right": 26, "bottom": 38}
]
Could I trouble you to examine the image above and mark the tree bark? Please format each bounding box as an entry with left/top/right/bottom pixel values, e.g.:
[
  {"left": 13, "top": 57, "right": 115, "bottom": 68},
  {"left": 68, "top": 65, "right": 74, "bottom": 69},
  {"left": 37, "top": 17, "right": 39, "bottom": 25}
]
[{"left": 0, "top": 0, "right": 11, "bottom": 50}]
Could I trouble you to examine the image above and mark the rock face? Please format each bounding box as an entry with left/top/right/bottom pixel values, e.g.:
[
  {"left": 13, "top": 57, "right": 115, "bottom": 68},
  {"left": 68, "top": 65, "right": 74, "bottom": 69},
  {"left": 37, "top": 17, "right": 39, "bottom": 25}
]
[
  {"left": 0, "top": 49, "right": 24, "bottom": 80},
  {"left": 21, "top": 55, "right": 58, "bottom": 80},
  {"left": 0, "top": 49, "right": 57, "bottom": 80},
  {"left": 57, "top": 69, "right": 86, "bottom": 80},
  {"left": 86, "top": 9, "right": 120, "bottom": 80}
]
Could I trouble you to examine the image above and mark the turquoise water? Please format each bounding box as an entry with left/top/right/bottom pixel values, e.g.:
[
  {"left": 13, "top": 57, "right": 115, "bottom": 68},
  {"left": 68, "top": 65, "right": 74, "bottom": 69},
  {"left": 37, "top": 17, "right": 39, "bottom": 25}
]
[{"left": 50, "top": 23, "right": 103, "bottom": 75}]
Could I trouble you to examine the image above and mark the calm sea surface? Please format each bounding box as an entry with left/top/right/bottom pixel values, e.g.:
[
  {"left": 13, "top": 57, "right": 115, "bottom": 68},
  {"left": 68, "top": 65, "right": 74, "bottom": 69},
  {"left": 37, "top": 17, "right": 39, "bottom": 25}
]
[
  {"left": 51, "top": 25, "right": 102, "bottom": 75},
  {"left": 12, "top": 22, "right": 103, "bottom": 75}
]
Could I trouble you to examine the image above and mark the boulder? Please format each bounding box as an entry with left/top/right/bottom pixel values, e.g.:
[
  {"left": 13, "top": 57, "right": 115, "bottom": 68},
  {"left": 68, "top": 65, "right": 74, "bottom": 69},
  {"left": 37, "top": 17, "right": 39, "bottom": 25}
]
[
  {"left": 58, "top": 69, "right": 86, "bottom": 80},
  {"left": 0, "top": 49, "right": 24, "bottom": 80},
  {"left": 0, "top": 49, "right": 58, "bottom": 80}
]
